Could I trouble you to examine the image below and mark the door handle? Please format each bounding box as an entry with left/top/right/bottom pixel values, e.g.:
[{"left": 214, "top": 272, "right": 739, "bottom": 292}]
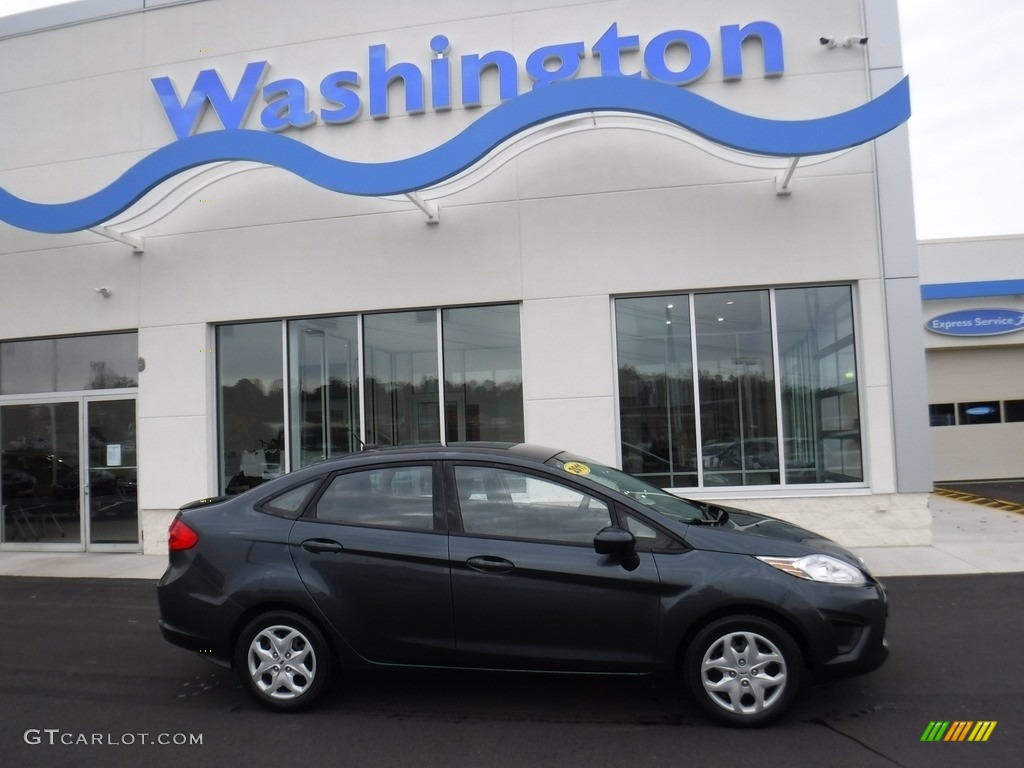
[
  {"left": 301, "top": 538, "right": 345, "bottom": 554},
  {"left": 466, "top": 556, "right": 515, "bottom": 574}
]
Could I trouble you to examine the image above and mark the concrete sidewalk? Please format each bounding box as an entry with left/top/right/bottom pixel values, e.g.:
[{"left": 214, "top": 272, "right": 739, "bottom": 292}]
[
  {"left": 0, "top": 494, "right": 1021, "bottom": 580},
  {"left": 853, "top": 492, "right": 1024, "bottom": 576}
]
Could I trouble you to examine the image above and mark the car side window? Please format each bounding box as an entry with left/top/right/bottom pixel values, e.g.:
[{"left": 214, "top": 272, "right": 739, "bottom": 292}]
[
  {"left": 454, "top": 465, "right": 611, "bottom": 544},
  {"left": 316, "top": 465, "right": 434, "bottom": 530}
]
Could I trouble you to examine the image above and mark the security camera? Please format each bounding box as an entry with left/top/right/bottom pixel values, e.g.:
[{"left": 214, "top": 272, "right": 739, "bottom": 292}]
[{"left": 820, "top": 36, "right": 868, "bottom": 48}]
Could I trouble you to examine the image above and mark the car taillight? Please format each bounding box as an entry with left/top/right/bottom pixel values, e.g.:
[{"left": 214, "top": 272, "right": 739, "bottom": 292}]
[{"left": 168, "top": 518, "right": 199, "bottom": 551}]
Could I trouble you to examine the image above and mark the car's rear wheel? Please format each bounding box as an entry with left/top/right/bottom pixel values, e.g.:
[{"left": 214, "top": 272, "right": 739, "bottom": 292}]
[
  {"left": 235, "top": 611, "right": 332, "bottom": 711},
  {"left": 683, "top": 615, "right": 802, "bottom": 727}
]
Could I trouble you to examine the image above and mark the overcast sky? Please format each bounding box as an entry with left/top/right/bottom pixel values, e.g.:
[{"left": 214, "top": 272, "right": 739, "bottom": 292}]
[
  {"left": 2, "top": 0, "right": 1022, "bottom": 241},
  {"left": 899, "top": 0, "right": 1024, "bottom": 240}
]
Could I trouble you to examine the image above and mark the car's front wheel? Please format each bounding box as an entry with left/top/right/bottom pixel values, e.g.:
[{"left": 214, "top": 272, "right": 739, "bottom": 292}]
[
  {"left": 235, "top": 611, "right": 332, "bottom": 711},
  {"left": 683, "top": 615, "right": 802, "bottom": 726}
]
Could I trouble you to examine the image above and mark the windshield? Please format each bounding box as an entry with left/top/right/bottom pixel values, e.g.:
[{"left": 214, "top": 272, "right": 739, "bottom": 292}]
[{"left": 546, "top": 452, "right": 709, "bottom": 524}]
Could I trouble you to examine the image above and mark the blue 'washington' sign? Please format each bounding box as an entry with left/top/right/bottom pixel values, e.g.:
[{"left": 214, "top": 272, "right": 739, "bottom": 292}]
[{"left": 0, "top": 20, "right": 912, "bottom": 234}]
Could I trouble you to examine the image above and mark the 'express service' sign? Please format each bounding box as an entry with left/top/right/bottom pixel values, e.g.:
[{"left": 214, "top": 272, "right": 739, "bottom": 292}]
[{"left": 926, "top": 309, "right": 1024, "bottom": 337}]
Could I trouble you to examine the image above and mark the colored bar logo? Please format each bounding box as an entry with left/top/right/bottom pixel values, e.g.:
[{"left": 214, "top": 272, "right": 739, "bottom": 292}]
[{"left": 921, "top": 721, "right": 997, "bottom": 742}]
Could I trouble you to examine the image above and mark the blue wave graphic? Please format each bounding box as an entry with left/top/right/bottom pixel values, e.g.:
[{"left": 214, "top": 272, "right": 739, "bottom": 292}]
[{"left": 0, "top": 76, "right": 910, "bottom": 234}]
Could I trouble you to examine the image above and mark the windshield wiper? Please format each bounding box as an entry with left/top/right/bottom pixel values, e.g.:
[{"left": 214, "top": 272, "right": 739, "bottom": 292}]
[
  {"left": 622, "top": 489, "right": 729, "bottom": 526},
  {"left": 695, "top": 502, "right": 729, "bottom": 526}
]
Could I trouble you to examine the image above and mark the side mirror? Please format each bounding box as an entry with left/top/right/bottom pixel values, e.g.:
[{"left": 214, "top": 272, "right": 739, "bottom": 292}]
[{"left": 594, "top": 526, "right": 640, "bottom": 571}]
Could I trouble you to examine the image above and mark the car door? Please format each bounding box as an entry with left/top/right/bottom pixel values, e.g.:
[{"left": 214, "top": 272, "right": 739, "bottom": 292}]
[
  {"left": 288, "top": 461, "right": 455, "bottom": 665},
  {"left": 447, "top": 462, "right": 661, "bottom": 672}
]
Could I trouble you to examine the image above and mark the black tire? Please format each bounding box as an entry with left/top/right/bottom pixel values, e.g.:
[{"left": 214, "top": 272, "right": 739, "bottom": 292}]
[
  {"left": 683, "top": 615, "right": 802, "bottom": 727},
  {"left": 235, "top": 611, "right": 333, "bottom": 712}
]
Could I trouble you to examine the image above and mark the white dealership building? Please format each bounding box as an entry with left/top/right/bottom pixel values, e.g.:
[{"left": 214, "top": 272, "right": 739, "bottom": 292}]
[{"left": 0, "top": 0, "right": 932, "bottom": 555}]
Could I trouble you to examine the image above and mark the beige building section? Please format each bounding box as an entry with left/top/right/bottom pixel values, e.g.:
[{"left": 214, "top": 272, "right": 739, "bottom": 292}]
[{"left": 920, "top": 235, "right": 1024, "bottom": 482}]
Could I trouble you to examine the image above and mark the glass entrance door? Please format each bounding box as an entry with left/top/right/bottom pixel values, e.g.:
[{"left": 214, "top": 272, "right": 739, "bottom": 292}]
[
  {"left": 1, "top": 401, "right": 81, "bottom": 546},
  {"left": 1, "top": 397, "right": 138, "bottom": 550},
  {"left": 85, "top": 398, "right": 138, "bottom": 549}
]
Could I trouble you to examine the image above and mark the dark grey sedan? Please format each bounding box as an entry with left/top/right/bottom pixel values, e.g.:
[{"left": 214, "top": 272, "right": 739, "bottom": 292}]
[{"left": 157, "top": 443, "right": 887, "bottom": 726}]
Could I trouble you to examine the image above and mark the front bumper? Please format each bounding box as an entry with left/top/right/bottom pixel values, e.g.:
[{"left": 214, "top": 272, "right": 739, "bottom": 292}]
[{"left": 782, "top": 578, "right": 889, "bottom": 680}]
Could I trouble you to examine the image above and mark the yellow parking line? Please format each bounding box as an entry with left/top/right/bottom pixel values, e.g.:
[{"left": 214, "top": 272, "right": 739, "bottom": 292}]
[{"left": 933, "top": 488, "right": 1024, "bottom": 515}]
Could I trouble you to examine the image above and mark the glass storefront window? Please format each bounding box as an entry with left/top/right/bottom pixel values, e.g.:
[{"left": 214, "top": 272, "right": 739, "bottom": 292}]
[
  {"left": 776, "top": 285, "right": 862, "bottom": 482},
  {"left": 695, "top": 291, "right": 778, "bottom": 487},
  {"left": 615, "top": 296, "right": 696, "bottom": 487},
  {"left": 442, "top": 305, "right": 524, "bottom": 443},
  {"left": 0, "top": 332, "right": 140, "bottom": 549},
  {"left": 289, "top": 316, "right": 360, "bottom": 468},
  {"left": 616, "top": 286, "right": 863, "bottom": 489},
  {"left": 1, "top": 402, "right": 81, "bottom": 544},
  {"left": 364, "top": 311, "right": 441, "bottom": 447},
  {"left": 1, "top": 333, "right": 138, "bottom": 395},
  {"left": 217, "top": 305, "right": 525, "bottom": 491},
  {"left": 218, "top": 322, "right": 285, "bottom": 494}
]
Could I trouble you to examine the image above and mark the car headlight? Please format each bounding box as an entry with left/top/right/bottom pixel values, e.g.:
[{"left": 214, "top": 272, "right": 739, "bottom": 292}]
[{"left": 756, "top": 554, "right": 867, "bottom": 586}]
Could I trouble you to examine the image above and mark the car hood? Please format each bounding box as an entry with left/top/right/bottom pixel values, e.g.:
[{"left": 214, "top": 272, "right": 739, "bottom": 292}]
[{"left": 679, "top": 503, "right": 864, "bottom": 566}]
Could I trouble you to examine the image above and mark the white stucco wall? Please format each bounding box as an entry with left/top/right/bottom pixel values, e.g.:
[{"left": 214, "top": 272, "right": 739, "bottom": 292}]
[{"left": 0, "top": 0, "right": 931, "bottom": 551}]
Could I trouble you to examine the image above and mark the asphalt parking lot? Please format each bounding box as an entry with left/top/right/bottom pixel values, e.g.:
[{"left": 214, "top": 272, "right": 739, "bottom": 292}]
[{"left": 0, "top": 572, "right": 1021, "bottom": 768}]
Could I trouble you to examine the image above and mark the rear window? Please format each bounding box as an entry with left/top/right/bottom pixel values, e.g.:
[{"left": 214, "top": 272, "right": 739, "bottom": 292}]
[{"left": 261, "top": 479, "right": 321, "bottom": 517}]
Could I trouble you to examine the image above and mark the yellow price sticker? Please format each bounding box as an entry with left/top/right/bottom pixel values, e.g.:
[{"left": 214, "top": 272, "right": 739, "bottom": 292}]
[{"left": 564, "top": 461, "right": 591, "bottom": 476}]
